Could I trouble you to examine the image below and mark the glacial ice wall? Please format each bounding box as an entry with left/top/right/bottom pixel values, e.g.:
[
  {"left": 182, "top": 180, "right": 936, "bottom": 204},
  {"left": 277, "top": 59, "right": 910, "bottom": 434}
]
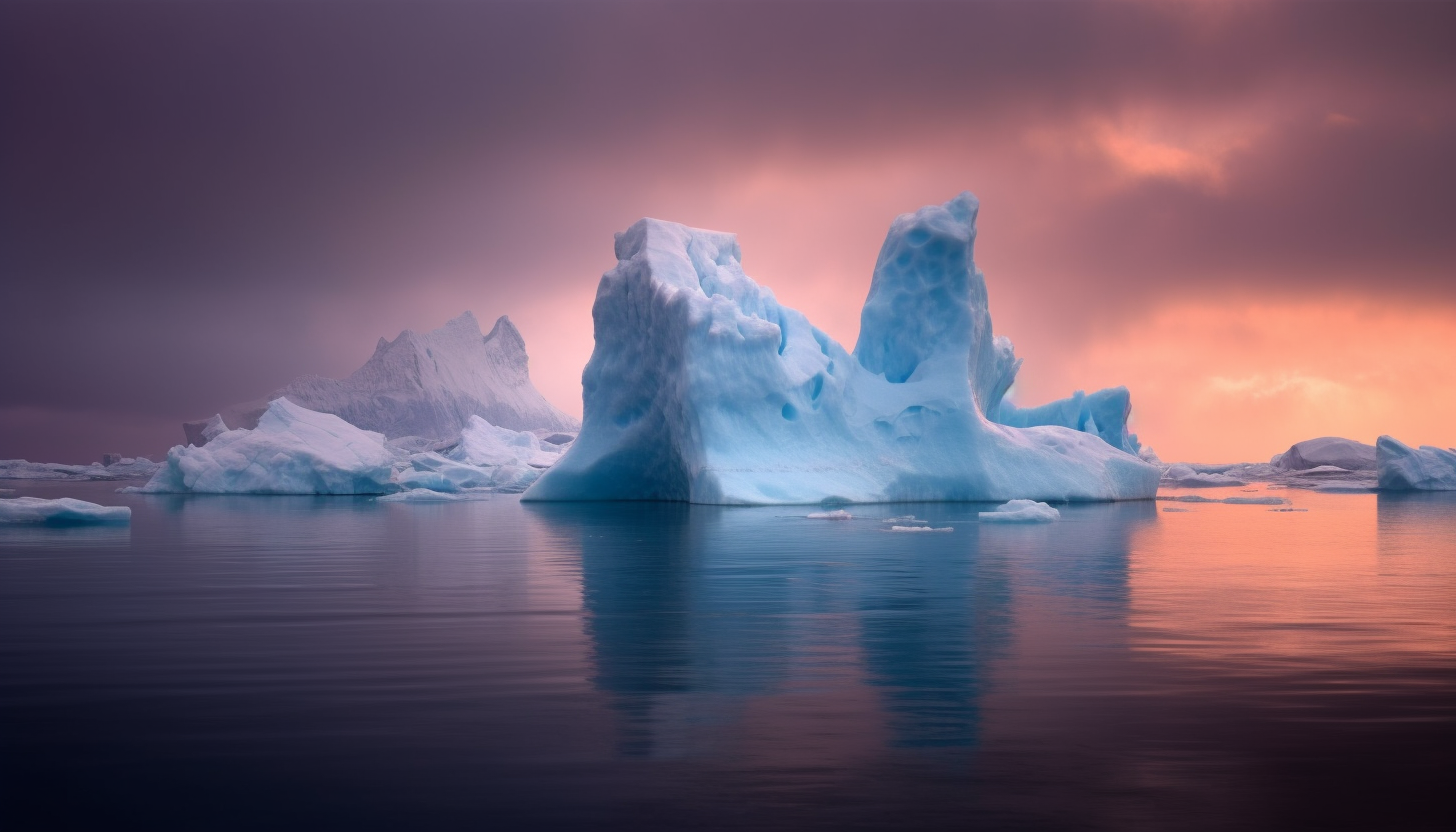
[{"left": 525, "top": 193, "right": 1158, "bottom": 505}]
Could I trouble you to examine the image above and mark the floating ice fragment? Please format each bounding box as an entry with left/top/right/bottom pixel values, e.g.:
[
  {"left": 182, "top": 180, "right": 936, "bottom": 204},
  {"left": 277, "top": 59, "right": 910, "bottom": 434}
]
[
  {"left": 889, "top": 525, "right": 953, "bottom": 533},
  {"left": 377, "top": 488, "right": 497, "bottom": 502},
  {"left": 979, "top": 499, "right": 1060, "bottom": 523},
  {"left": 806, "top": 510, "right": 853, "bottom": 520},
  {"left": 131, "top": 398, "right": 396, "bottom": 494},
  {"left": 1161, "top": 507, "right": 1191, "bottom": 513},
  {"left": 0, "top": 497, "right": 131, "bottom": 525}
]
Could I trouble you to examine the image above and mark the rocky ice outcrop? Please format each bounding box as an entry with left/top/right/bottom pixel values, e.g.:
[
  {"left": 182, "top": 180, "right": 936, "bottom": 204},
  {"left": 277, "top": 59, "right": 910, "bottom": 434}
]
[
  {"left": 185, "top": 312, "right": 577, "bottom": 445},
  {"left": 524, "top": 192, "right": 1158, "bottom": 505}
]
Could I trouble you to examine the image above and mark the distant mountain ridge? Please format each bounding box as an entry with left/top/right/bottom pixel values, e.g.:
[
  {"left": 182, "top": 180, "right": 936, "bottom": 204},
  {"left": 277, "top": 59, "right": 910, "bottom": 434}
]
[{"left": 185, "top": 312, "right": 578, "bottom": 444}]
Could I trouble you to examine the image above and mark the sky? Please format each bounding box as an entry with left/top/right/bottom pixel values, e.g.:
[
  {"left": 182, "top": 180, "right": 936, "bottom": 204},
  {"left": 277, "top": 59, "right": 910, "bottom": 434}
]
[{"left": 3, "top": 0, "right": 1455, "bottom": 464}]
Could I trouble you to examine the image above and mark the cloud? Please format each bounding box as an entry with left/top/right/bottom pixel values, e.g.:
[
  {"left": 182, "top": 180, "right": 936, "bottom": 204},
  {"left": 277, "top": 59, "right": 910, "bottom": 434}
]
[{"left": 2, "top": 0, "right": 1455, "bottom": 461}]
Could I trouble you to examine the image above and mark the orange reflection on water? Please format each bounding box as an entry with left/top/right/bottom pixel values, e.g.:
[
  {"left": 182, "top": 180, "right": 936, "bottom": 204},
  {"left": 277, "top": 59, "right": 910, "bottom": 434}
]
[{"left": 1128, "top": 488, "right": 1456, "bottom": 671}]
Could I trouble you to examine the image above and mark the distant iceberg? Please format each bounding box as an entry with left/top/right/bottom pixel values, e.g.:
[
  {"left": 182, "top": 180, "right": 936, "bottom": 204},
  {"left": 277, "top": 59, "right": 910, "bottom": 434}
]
[
  {"left": 1271, "top": 437, "right": 1376, "bottom": 472},
  {"left": 0, "top": 496, "right": 131, "bottom": 525},
  {"left": 184, "top": 312, "right": 578, "bottom": 445},
  {"left": 1377, "top": 435, "right": 1456, "bottom": 491},
  {"left": 135, "top": 398, "right": 396, "bottom": 494},
  {"left": 525, "top": 192, "right": 1159, "bottom": 505},
  {"left": 0, "top": 457, "right": 159, "bottom": 482}
]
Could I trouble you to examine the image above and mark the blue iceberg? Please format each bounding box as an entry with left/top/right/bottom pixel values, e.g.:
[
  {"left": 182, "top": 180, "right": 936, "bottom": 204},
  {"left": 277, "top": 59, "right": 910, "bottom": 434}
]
[{"left": 525, "top": 193, "right": 1158, "bottom": 505}]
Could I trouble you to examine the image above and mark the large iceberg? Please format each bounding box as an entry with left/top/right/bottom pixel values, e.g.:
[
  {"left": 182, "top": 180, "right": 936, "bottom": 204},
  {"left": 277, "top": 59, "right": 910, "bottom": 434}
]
[
  {"left": 136, "top": 398, "right": 396, "bottom": 494},
  {"left": 1377, "top": 435, "right": 1456, "bottom": 491},
  {"left": 525, "top": 193, "right": 1159, "bottom": 505},
  {"left": 185, "top": 312, "right": 577, "bottom": 444},
  {"left": 0, "top": 497, "right": 131, "bottom": 525}
]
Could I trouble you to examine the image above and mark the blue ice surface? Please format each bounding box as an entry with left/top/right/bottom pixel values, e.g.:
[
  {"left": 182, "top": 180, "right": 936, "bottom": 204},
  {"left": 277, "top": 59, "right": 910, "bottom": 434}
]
[
  {"left": 1378, "top": 435, "right": 1456, "bottom": 491},
  {"left": 526, "top": 192, "right": 1158, "bottom": 505}
]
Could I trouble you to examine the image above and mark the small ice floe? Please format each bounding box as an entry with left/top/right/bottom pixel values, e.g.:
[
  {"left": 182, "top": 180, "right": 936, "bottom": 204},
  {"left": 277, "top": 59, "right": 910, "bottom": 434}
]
[
  {"left": 888, "top": 525, "right": 953, "bottom": 533},
  {"left": 377, "top": 488, "right": 496, "bottom": 503},
  {"left": 1160, "top": 464, "right": 1246, "bottom": 488},
  {"left": 1157, "top": 495, "right": 1288, "bottom": 506},
  {"left": 979, "top": 499, "right": 1060, "bottom": 524},
  {"left": 806, "top": 509, "right": 853, "bottom": 520},
  {"left": 884, "top": 515, "right": 921, "bottom": 524},
  {"left": 0, "top": 496, "right": 131, "bottom": 526},
  {"left": 1161, "top": 507, "right": 1191, "bottom": 513},
  {"left": 1268, "top": 507, "right": 1309, "bottom": 512}
]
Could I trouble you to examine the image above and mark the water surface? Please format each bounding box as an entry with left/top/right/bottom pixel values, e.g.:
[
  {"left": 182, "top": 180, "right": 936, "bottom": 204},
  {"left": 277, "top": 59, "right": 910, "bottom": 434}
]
[{"left": 3, "top": 482, "right": 1454, "bottom": 830}]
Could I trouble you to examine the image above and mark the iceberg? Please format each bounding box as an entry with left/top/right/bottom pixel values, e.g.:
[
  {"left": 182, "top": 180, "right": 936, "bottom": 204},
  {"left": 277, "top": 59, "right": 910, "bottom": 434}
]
[
  {"left": 0, "top": 457, "right": 160, "bottom": 482},
  {"left": 185, "top": 312, "right": 577, "bottom": 445},
  {"left": 0, "top": 497, "right": 131, "bottom": 525},
  {"left": 134, "top": 398, "right": 396, "bottom": 494},
  {"left": 525, "top": 192, "right": 1158, "bottom": 505},
  {"left": 1271, "top": 437, "right": 1376, "bottom": 472},
  {"left": 979, "top": 499, "right": 1060, "bottom": 523},
  {"left": 1377, "top": 435, "right": 1456, "bottom": 491},
  {"left": 1160, "top": 464, "right": 1248, "bottom": 488}
]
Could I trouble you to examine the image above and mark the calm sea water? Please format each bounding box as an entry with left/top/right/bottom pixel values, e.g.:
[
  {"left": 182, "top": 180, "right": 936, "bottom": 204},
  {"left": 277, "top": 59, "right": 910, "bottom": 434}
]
[{"left": 2, "top": 481, "right": 1454, "bottom": 831}]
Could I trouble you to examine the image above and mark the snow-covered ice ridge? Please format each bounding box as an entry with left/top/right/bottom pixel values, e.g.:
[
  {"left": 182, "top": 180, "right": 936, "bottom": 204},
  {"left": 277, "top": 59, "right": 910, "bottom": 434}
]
[
  {"left": 186, "top": 312, "right": 577, "bottom": 445},
  {"left": 525, "top": 192, "right": 1159, "bottom": 505}
]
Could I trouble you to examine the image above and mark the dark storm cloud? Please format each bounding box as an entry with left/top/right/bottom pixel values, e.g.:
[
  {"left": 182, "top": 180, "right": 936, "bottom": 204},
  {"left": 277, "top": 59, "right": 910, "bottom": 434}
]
[{"left": 2, "top": 1, "right": 1454, "bottom": 460}]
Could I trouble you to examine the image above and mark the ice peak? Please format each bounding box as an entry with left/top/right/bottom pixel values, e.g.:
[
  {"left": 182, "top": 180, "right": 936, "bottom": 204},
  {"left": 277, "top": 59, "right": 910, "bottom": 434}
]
[
  {"left": 483, "top": 314, "right": 525, "bottom": 354},
  {"left": 853, "top": 191, "right": 991, "bottom": 391},
  {"left": 441, "top": 310, "right": 483, "bottom": 335}
]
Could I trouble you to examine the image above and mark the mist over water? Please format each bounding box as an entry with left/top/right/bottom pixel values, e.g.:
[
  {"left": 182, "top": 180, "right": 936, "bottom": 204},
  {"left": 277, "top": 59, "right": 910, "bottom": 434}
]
[{"left": 3, "top": 483, "right": 1454, "bottom": 830}]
